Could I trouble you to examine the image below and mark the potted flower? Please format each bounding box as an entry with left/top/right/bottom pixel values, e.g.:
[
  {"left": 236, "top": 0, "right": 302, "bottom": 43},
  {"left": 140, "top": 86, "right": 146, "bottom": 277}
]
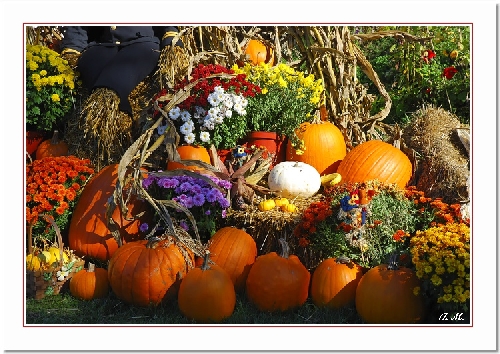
[
  {"left": 26, "top": 45, "right": 78, "bottom": 152},
  {"left": 231, "top": 62, "right": 324, "bottom": 163},
  {"left": 152, "top": 63, "right": 261, "bottom": 158}
]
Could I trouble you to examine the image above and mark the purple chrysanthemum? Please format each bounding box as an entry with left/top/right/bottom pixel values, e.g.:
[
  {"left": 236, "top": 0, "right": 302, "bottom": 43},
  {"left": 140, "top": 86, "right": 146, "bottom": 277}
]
[
  {"left": 139, "top": 222, "right": 149, "bottom": 233},
  {"left": 193, "top": 193, "right": 205, "bottom": 207}
]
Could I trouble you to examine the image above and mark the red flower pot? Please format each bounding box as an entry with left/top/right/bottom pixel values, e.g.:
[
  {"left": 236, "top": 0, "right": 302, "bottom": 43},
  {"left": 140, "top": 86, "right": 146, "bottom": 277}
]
[
  {"left": 26, "top": 131, "right": 45, "bottom": 155},
  {"left": 245, "top": 131, "right": 287, "bottom": 166}
]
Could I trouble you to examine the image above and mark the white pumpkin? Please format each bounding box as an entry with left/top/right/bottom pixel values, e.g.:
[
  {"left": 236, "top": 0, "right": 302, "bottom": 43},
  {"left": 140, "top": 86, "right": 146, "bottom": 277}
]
[{"left": 267, "top": 161, "right": 321, "bottom": 198}]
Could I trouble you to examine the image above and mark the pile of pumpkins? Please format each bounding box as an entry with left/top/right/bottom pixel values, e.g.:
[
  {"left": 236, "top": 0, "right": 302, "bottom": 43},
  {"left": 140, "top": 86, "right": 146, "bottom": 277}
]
[{"left": 68, "top": 224, "right": 426, "bottom": 324}]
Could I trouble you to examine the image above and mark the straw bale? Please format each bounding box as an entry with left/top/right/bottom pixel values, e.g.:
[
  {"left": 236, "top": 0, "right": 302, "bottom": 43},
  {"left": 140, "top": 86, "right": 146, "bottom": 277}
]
[{"left": 402, "top": 105, "right": 470, "bottom": 204}]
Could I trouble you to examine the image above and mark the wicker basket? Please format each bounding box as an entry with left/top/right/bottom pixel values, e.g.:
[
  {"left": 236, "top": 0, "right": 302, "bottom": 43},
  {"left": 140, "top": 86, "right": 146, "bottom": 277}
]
[{"left": 26, "top": 215, "right": 85, "bottom": 299}]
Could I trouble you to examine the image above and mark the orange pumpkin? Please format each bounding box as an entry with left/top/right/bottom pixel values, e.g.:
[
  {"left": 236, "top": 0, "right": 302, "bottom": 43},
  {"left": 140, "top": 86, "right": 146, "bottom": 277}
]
[
  {"left": 35, "top": 130, "right": 68, "bottom": 159},
  {"left": 286, "top": 120, "right": 346, "bottom": 175},
  {"left": 336, "top": 140, "right": 413, "bottom": 189},
  {"left": 207, "top": 227, "right": 257, "bottom": 293},
  {"left": 244, "top": 39, "right": 275, "bottom": 66},
  {"left": 70, "top": 263, "right": 109, "bottom": 300},
  {"left": 178, "top": 251, "right": 236, "bottom": 322},
  {"left": 108, "top": 238, "right": 194, "bottom": 307},
  {"left": 355, "top": 264, "right": 426, "bottom": 323},
  {"left": 167, "top": 145, "right": 211, "bottom": 172},
  {"left": 245, "top": 239, "right": 310, "bottom": 312},
  {"left": 310, "top": 258, "right": 363, "bottom": 309},
  {"left": 68, "top": 164, "right": 151, "bottom": 262}
]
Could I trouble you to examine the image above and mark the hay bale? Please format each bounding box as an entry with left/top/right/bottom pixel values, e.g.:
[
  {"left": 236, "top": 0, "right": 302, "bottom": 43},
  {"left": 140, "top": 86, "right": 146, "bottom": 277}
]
[
  {"left": 219, "top": 195, "right": 326, "bottom": 270},
  {"left": 402, "top": 105, "right": 469, "bottom": 204}
]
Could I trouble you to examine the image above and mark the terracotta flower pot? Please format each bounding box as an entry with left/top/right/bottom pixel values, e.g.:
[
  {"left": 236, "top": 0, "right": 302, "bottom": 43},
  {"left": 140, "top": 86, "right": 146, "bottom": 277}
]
[{"left": 245, "top": 131, "right": 287, "bottom": 167}]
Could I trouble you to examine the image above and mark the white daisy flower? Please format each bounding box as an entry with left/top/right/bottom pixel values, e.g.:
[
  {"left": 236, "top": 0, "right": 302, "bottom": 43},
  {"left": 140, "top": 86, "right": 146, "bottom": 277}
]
[
  {"left": 233, "top": 103, "right": 243, "bottom": 114},
  {"left": 213, "top": 86, "right": 225, "bottom": 94},
  {"left": 168, "top": 106, "right": 181, "bottom": 120},
  {"left": 224, "top": 110, "right": 232, "bottom": 119},
  {"left": 199, "top": 131, "right": 211, "bottom": 143},
  {"left": 215, "top": 115, "right": 225, "bottom": 124},
  {"left": 241, "top": 97, "right": 249, "bottom": 107},
  {"left": 180, "top": 121, "right": 193, "bottom": 135},
  {"left": 208, "top": 107, "right": 220, "bottom": 119},
  {"left": 184, "top": 132, "right": 196, "bottom": 144},
  {"left": 180, "top": 110, "right": 192, "bottom": 122},
  {"left": 207, "top": 93, "right": 219, "bottom": 106}
]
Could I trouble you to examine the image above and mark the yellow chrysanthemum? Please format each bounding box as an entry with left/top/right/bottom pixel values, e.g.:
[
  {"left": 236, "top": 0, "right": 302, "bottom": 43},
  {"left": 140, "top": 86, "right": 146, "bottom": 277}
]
[{"left": 51, "top": 94, "right": 60, "bottom": 102}]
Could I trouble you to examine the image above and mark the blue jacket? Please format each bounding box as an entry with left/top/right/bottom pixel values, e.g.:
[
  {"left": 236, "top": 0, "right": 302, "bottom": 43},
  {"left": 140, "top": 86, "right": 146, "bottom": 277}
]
[{"left": 60, "top": 26, "right": 182, "bottom": 53}]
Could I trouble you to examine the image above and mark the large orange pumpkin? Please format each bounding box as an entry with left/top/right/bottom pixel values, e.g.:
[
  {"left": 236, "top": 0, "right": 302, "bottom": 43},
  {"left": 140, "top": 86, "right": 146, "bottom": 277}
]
[
  {"left": 167, "top": 145, "right": 211, "bottom": 172},
  {"left": 336, "top": 140, "right": 413, "bottom": 189},
  {"left": 245, "top": 239, "right": 310, "bottom": 312},
  {"left": 35, "top": 130, "right": 69, "bottom": 160},
  {"left": 244, "top": 39, "right": 275, "bottom": 66},
  {"left": 207, "top": 227, "right": 257, "bottom": 293},
  {"left": 286, "top": 120, "right": 346, "bottom": 175},
  {"left": 310, "top": 258, "right": 363, "bottom": 309},
  {"left": 178, "top": 251, "right": 236, "bottom": 322},
  {"left": 108, "top": 238, "right": 194, "bottom": 307},
  {"left": 355, "top": 264, "right": 426, "bottom": 323},
  {"left": 68, "top": 164, "right": 151, "bottom": 262}
]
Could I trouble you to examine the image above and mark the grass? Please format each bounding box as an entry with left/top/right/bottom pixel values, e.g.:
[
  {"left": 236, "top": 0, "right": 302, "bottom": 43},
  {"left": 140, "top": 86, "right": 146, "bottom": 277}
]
[{"left": 25, "top": 290, "right": 365, "bottom": 325}]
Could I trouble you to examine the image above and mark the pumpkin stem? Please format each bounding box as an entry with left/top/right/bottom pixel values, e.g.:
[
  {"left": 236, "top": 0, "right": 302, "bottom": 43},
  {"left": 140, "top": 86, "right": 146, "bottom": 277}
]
[
  {"left": 387, "top": 252, "right": 399, "bottom": 271},
  {"left": 201, "top": 249, "right": 211, "bottom": 271},
  {"left": 50, "top": 130, "right": 61, "bottom": 144},
  {"left": 278, "top": 238, "right": 290, "bottom": 259},
  {"left": 88, "top": 262, "right": 95, "bottom": 273},
  {"left": 311, "top": 109, "right": 323, "bottom": 125}
]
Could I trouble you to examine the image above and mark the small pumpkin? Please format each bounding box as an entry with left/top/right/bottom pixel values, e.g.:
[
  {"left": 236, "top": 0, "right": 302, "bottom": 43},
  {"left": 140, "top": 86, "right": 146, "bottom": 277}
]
[
  {"left": 108, "top": 237, "right": 194, "bottom": 307},
  {"left": 167, "top": 145, "right": 211, "bottom": 172},
  {"left": 70, "top": 263, "right": 109, "bottom": 300},
  {"left": 207, "top": 227, "right": 257, "bottom": 293},
  {"left": 47, "top": 246, "right": 69, "bottom": 264},
  {"left": 26, "top": 254, "right": 41, "bottom": 271},
  {"left": 355, "top": 263, "right": 426, "bottom": 323},
  {"left": 178, "top": 251, "right": 236, "bottom": 322},
  {"left": 336, "top": 140, "right": 413, "bottom": 189},
  {"left": 244, "top": 39, "right": 275, "bottom": 66},
  {"left": 310, "top": 258, "right": 363, "bottom": 309},
  {"left": 280, "top": 203, "right": 297, "bottom": 213},
  {"left": 273, "top": 197, "right": 289, "bottom": 207},
  {"left": 258, "top": 198, "right": 276, "bottom": 211},
  {"left": 267, "top": 161, "right": 321, "bottom": 199},
  {"left": 286, "top": 117, "right": 347, "bottom": 175},
  {"left": 35, "top": 130, "right": 69, "bottom": 160},
  {"left": 246, "top": 239, "right": 310, "bottom": 312}
]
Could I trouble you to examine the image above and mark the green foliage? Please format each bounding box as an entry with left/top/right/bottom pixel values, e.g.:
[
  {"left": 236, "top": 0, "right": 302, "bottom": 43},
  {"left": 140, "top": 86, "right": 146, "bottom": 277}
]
[{"left": 353, "top": 26, "right": 470, "bottom": 125}]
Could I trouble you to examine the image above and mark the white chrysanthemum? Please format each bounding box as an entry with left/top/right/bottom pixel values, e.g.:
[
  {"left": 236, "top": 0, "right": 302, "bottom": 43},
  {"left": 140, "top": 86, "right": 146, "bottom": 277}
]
[
  {"left": 157, "top": 124, "right": 167, "bottom": 135},
  {"left": 168, "top": 106, "right": 181, "bottom": 120},
  {"left": 180, "top": 121, "right": 193, "bottom": 135},
  {"left": 199, "top": 131, "right": 211, "bottom": 143},
  {"left": 224, "top": 110, "right": 232, "bottom": 119},
  {"left": 223, "top": 96, "right": 234, "bottom": 109},
  {"left": 233, "top": 103, "right": 244, "bottom": 114},
  {"left": 232, "top": 94, "right": 242, "bottom": 105},
  {"left": 207, "top": 107, "right": 220, "bottom": 118},
  {"left": 184, "top": 132, "right": 196, "bottom": 144},
  {"left": 241, "top": 97, "right": 249, "bottom": 107},
  {"left": 203, "top": 119, "right": 215, "bottom": 130},
  {"left": 180, "top": 110, "right": 192, "bottom": 122},
  {"left": 207, "top": 92, "right": 220, "bottom": 106},
  {"left": 213, "top": 85, "right": 225, "bottom": 94},
  {"left": 215, "top": 115, "right": 225, "bottom": 124}
]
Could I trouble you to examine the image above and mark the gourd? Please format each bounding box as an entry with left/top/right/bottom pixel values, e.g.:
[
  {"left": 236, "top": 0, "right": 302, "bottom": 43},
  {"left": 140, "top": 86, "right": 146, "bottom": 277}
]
[
  {"left": 286, "top": 118, "right": 346, "bottom": 175},
  {"left": 68, "top": 164, "right": 151, "bottom": 262},
  {"left": 246, "top": 239, "right": 310, "bottom": 312},
  {"left": 336, "top": 140, "right": 413, "bottom": 189},
  {"left": 280, "top": 203, "right": 297, "bottom": 213},
  {"left": 273, "top": 197, "right": 289, "bottom": 207},
  {"left": 47, "top": 246, "right": 68, "bottom": 263},
  {"left": 167, "top": 145, "right": 211, "bottom": 172},
  {"left": 178, "top": 251, "right": 236, "bottom": 322},
  {"left": 108, "top": 238, "right": 194, "bottom": 307},
  {"left": 267, "top": 161, "right": 321, "bottom": 198},
  {"left": 70, "top": 263, "right": 109, "bottom": 300},
  {"left": 207, "top": 227, "right": 257, "bottom": 293},
  {"left": 26, "top": 254, "right": 41, "bottom": 271},
  {"left": 244, "top": 39, "right": 275, "bottom": 66},
  {"left": 258, "top": 198, "right": 276, "bottom": 211},
  {"left": 35, "top": 130, "right": 69, "bottom": 159},
  {"left": 355, "top": 263, "right": 426, "bottom": 323},
  {"left": 310, "top": 258, "right": 363, "bottom": 309}
]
